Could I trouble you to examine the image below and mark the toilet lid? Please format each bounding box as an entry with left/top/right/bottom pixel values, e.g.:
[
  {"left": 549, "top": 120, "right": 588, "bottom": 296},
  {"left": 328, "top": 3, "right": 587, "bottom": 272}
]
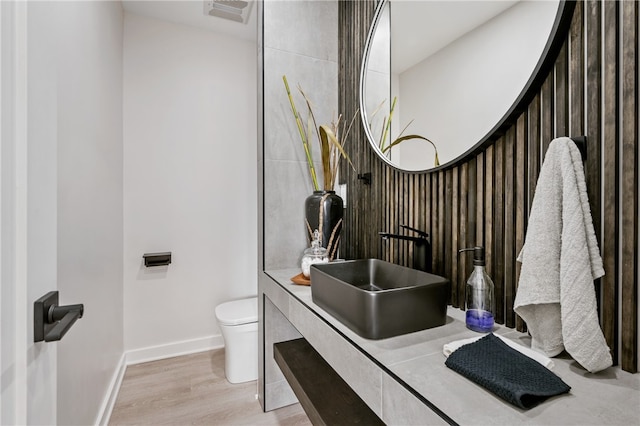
[{"left": 215, "top": 297, "right": 258, "bottom": 326}]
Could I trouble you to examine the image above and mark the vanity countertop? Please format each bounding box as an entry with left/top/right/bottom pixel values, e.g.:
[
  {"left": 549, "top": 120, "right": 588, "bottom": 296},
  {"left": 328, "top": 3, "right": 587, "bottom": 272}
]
[{"left": 265, "top": 268, "right": 640, "bottom": 425}]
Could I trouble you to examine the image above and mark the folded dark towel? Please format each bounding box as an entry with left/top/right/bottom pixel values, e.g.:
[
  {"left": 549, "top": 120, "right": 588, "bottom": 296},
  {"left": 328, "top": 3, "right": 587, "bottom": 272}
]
[{"left": 445, "top": 333, "right": 570, "bottom": 409}]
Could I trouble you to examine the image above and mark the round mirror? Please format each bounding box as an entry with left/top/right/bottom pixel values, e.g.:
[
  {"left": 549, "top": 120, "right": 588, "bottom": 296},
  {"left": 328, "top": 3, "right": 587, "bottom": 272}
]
[{"left": 360, "top": 0, "right": 574, "bottom": 172}]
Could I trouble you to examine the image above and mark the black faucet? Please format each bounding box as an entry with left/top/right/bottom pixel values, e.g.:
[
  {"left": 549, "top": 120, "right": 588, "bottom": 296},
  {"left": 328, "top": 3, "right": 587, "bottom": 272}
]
[{"left": 379, "top": 224, "right": 432, "bottom": 273}]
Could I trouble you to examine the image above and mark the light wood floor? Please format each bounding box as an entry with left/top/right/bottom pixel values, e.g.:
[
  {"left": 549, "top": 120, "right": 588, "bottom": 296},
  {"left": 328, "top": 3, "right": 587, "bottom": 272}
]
[{"left": 109, "top": 349, "right": 312, "bottom": 425}]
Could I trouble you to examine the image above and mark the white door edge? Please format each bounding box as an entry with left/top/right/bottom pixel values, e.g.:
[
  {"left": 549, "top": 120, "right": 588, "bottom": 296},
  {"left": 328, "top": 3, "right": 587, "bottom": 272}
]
[{"left": 1, "top": 1, "right": 29, "bottom": 424}]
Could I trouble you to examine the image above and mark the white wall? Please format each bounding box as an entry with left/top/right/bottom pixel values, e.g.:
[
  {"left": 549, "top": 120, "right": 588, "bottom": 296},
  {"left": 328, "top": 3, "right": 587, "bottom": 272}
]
[
  {"left": 55, "top": 2, "right": 125, "bottom": 425},
  {"left": 362, "top": 3, "right": 390, "bottom": 154},
  {"left": 123, "top": 13, "right": 257, "bottom": 356},
  {"left": 397, "top": 0, "right": 558, "bottom": 169}
]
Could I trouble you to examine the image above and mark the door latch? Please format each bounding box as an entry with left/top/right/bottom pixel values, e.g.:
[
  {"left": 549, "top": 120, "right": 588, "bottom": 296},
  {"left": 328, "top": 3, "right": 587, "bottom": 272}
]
[{"left": 34, "top": 291, "right": 84, "bottom": 342}]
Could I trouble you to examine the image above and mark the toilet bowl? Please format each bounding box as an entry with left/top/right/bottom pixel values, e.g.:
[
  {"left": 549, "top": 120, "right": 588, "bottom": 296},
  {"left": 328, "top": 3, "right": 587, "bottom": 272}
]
[{"left": 215, "top": 297, "right": 258, "bottom": 384}]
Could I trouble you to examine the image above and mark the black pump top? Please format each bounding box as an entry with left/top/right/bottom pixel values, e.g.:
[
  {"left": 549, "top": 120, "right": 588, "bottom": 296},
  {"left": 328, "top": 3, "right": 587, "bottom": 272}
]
[{"left": 459, "top": 246, "right": 486, "bottom": 266}]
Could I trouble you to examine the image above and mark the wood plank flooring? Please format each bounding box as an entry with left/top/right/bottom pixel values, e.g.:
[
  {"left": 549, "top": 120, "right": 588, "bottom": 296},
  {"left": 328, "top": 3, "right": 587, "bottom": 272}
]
[{"left": 109, "top": 349, "right": 311, "bottom": 425}]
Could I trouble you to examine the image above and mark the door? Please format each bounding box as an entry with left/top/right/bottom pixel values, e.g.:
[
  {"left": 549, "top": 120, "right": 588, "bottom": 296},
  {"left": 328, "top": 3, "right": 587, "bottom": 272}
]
[{"left": 1, "top": 1, "right": 59, "bottom": 423}]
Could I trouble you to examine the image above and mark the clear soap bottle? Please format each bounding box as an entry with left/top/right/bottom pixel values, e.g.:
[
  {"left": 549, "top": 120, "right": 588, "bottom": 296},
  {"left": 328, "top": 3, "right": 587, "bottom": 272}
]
[
  {"left": 459, "top": 246, "right": 494, "bottom": 333},
  {"left": 301, "top": 230, "right": 329, "bottom": 278}
]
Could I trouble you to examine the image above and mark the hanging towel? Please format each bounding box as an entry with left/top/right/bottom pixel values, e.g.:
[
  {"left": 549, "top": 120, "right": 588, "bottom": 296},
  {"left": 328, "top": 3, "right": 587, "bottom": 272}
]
[
  {"left": 445, "top": 334, "right": 571, "bottom": 409},
  {"left": 514, "top": 137, "right": 611, "bottom": 373},
  {"left": 443, "top": 333, "right": 555, "bottom": 370}
]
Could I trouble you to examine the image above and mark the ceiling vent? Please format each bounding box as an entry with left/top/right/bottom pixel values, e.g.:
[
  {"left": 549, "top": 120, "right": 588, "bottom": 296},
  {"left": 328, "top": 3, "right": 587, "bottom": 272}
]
[{"left": 203, "top": 0, "right": 253, "bottom": 24}]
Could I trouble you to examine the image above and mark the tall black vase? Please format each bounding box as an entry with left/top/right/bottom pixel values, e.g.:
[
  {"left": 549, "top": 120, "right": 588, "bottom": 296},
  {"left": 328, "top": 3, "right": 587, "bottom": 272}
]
[{"left": 305, "top": 191, "right": 343, "bottom": 260}]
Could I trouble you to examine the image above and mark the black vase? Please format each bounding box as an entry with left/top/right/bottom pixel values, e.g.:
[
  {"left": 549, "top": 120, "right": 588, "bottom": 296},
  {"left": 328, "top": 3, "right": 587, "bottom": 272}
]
[{"left": 305, "top": 191, "right": 343, "bottom": 260}]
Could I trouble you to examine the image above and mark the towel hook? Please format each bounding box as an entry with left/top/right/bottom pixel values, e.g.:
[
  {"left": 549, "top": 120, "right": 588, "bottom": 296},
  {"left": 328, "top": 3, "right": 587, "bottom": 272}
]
[{"left": 570, "top": 136, "right": 587, "bottom": 161}]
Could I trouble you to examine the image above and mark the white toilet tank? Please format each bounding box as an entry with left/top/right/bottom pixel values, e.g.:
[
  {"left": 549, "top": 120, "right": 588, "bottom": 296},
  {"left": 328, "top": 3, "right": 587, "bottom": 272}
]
[{"left": 215, "top": 297, "right": 258, "bottom": 384}]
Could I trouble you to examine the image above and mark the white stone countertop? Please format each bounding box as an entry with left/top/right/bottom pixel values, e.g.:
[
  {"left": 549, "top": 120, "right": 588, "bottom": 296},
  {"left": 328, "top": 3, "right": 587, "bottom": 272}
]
[{"left": 265, "top": 268, "right": 640, "bottom": 425}]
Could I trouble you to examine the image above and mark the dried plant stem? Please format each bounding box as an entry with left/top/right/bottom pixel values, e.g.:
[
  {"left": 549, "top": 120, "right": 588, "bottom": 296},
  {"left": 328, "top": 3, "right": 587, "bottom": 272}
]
[
  {"left": 298, "top": 85, "right": 322, "bottom": 155},
  {"left": 379, "top": 96, "right": 397, "bottom": 152},
  {"left": 331, "top": 110, "right": 358, "bottom": 188},
  {"left": 284, "top": 77, "right": 358, "bottom": 191},
  {"left": 283, "top": 75, "right": 319, "bottom": 191},
  {"left": 384, "top": 134, "right": 440, "bottom": 167},
  {"left": 374, "top": 95, "right": 440, "bottom": 167}
]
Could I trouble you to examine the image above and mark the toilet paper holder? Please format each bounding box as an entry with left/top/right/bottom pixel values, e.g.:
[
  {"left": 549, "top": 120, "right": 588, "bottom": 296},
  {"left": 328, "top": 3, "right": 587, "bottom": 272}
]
[{"left": 143, "top": 252, "right": 172, "bottom": 267}]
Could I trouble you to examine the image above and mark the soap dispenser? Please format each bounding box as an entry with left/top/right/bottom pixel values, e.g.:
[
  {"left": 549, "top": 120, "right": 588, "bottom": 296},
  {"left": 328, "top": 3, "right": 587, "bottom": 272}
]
[{"left": 459, "top": 246, "right": 494, "bottom": 333}]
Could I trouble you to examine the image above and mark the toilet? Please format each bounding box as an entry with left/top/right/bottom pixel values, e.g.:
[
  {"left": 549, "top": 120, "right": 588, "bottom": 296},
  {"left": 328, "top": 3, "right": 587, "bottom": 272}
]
[{"left": 215, "top": 297, "right": 258, "bottom": 384}]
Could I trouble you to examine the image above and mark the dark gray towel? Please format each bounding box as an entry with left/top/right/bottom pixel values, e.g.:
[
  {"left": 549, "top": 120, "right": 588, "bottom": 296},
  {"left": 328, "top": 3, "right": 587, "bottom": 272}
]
[{"left": 445, "top": 333, "right": 571, "bottom": 409}]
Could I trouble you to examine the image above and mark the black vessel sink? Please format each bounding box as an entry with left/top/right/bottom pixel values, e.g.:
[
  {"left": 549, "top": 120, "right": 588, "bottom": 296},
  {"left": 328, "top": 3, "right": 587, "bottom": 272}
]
[{"left": 310, "top": 259, "right": 449, "bottom": 339}]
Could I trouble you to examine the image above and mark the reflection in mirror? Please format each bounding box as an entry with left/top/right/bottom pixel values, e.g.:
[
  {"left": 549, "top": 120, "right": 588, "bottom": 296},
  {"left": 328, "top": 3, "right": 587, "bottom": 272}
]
[{"left": 361, "top": 0, "right": 561, "bottom": 172}]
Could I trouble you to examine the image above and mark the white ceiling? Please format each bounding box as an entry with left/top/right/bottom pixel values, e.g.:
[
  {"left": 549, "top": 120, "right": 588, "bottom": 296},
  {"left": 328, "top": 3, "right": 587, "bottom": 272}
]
[
  {"left": 392, "top": 0, "right": 519, "bottom": 73},
  {"left": 121, "top": 0, "right": 518, "bottom": 72},
  {"left": 122, "top": 0, "right": 257, "bottom": 42}
]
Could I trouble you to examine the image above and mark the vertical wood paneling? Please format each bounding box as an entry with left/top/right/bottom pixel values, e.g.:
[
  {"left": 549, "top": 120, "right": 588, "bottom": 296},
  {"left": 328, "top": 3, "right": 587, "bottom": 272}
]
[
  {"left": 467, "top": 159, "right": 477, "bottom": 247},
  {"left": 556, "top": 40, "right": 570, "bottom": 136},
  {"left": 570, "top": 0, "right": 585, "bottom": 137},
  {"left": 421, "top": 174, "right": 429, "bottom": 250},
  {"left": 476, "top": 153, "right": 485, "bottom": 248},
  {"left": 503, "top": 129, "right": 516, "bottom": 328},
  {"left": 384, "top": 163, "right": 390, "bottom": 256},
  {"left": 585, "top": 0, "right": 602, "bottom": 230},
  {"left": 428, "top": 174, "right": 434, "bottom": 268},
  {"left": 541, "top": 75, "right": 555, "bottom": 157},
  {"left": 584, "top": 0, "right": 605, "bottom": 327},
  {"left": 444, "top": 169, "right": 453, "bottom": 304},
  {"left": 451, "top": 168, "right": 460, "bottom": 307},
  {"left": 515, "top": 114, "right": 527, "bottom": 332},
  {"left": 458, "top": 163, "right": 468, "bottom": 309},
  {"left": 620, "top": 0, "right": 638, "bottom": 373},
  {"left": 339, "top": 0, "right": 376, "bottom": 262},
  {"left": 339, "top": 0, "right": 638, "bottom": 373},
  {"left": 602, "top": 0, "right": 619, "bottom": 361},
  {"left": 437, "top": 172, "right": 445, "bottom": 277},
  {"left": 528, "top": 95, "right": 542, "bottom": 210},
  {"left": 493, "top": 138, "right": 505, "bottom": 324},
  {"left": 484, "top": 146, "right": 494, "bottom": 282}
]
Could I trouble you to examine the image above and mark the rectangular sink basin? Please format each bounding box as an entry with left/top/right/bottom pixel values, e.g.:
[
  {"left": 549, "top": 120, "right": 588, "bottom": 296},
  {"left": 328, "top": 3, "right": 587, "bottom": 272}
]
[{"left": 310, "top": 259, "right": 449, "bottom": 339}]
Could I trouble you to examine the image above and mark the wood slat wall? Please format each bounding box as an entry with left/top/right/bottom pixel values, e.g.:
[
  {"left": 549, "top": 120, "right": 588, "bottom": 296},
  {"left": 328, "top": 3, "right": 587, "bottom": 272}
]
[{"left": 339, "top": 0, "right": 638, "bottom": 373}]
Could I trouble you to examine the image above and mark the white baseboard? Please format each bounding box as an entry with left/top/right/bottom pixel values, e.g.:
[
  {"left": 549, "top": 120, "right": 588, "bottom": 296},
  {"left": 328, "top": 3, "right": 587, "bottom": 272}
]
[
  {"left": 95, "top": 353, "right": 127, "bottom": 426},
  {"left": 125, "top": 334, "right": 225, "bottom": 365}
]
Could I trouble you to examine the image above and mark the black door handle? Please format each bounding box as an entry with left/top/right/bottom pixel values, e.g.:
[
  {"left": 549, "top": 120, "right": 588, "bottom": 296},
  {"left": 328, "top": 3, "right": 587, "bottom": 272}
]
[{"left": 34, "top": 291, "right": 84, "bottom": 342}]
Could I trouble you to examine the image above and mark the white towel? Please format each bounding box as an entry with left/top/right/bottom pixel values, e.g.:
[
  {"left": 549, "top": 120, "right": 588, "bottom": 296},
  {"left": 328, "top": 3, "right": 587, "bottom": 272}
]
[
  {"left": 443, "top": 334, "right": 555, "bottom": 370},
  {"left": 514, "top": 137, "right": 611, "bottom": 373}
]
